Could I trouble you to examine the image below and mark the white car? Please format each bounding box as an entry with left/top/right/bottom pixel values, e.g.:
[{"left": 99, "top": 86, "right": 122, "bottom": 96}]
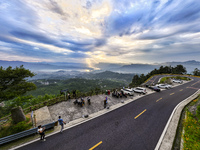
[
  {"left": 132, "top": 87, "right": 147, "bottom": 94},
  {"left": 121, "top": 88, "right": 134, "bottom": 96},
  {"left": 156, "top": 84, "right": 172, "bottom": 89},
  {"left": 172, "top": 79, "right": 183, "bottom": 83}
]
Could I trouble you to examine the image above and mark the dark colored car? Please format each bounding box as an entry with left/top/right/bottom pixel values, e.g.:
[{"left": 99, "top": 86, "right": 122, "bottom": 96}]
[{"left": 149, "top": 86, "right": 160, "bottom": 92}]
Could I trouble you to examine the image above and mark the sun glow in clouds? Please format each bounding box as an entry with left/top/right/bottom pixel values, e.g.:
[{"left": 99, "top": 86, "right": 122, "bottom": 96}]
[{"left": 0, "top": 0, "right": 200, "bottom": 67}]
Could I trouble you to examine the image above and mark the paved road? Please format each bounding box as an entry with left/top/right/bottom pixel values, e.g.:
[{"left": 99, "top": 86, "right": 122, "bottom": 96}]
[{"left": 17, "top": 76, "right": 200, "bottom": 150}]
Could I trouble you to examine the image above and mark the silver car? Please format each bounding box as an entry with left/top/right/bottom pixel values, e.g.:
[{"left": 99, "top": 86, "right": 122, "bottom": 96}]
[
  {"left": 132, "top": 87, "right": 147, "bottom": 94},
  {"left": 156, "top": 84, "right": 172, "bottom": 89}
]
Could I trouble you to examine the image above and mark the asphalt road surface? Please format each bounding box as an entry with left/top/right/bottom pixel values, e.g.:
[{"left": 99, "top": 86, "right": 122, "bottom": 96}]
[{"left": 17, "top": 76, "right": 200, "bottom": 150}]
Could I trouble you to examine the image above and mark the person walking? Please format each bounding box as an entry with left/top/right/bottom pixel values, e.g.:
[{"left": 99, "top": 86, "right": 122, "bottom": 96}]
[
  {"left": 38, "top": 125, "right": 46, "bottom": 141},
  {"left": 58, "top": 116, "right": 66, "bottom": 132}
]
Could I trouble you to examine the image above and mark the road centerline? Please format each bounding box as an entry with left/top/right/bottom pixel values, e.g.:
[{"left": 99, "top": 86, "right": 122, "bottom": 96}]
[
  {"left": 170, "top": 93, "right": 174, "bottom": 95},
  {"left": 180, "top": 89, "right": 183, "bottom": 91},
  {"left": 89, "top": 141, "right": 102, "bottom": 150},
  {"left": 156, "top": 98, "right": 162, "bottom": 102},
  {"left": 134, "top": 109, "right": 147, "bottom": 119},
  {"left": 191, "top": 81, "right": 200, "bottom": 86}
]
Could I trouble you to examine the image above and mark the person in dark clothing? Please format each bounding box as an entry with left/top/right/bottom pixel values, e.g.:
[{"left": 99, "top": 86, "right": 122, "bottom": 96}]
[
  {"left": 68, "top": 93, "right": 71, "bottom": 101},
  {"left": 81, "top": 97, "right": 85, "bottom": 106},
  {"left": 87, "top": 97, "right": 91, "bottom": 105},
  {"left": 104, "top": 96, "right": 108, "bottom": 108},
  {"left": 73, "top": 90, "right": 76, "bottom": 98}
]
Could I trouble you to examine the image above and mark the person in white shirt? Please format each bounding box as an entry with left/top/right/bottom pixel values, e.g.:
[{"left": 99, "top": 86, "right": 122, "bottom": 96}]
[{"left": 38, "top": 125, "right": 45, "bottom": 141}]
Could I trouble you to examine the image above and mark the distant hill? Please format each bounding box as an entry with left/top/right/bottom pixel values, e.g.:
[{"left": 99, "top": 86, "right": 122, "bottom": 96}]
[
  {"left": 0, "top": 60, "right": 199, "bottom": 76},
  {"left": 0, "top": 60, "right": 91, "bottom": 72},
  {"left": 81, "top": 71, "right": 134, "bottom": 83},
  {"left": 94, "top": 60, "right": 200, "bottom": 74}
]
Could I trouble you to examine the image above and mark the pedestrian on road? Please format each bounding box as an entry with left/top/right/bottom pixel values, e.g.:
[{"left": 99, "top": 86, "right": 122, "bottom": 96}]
[
  {"left": 58, "top": 116, "right": 66, "bottom": 132},
  {"left": 38, "top": 125, "right": 46, "bottom": 141}
]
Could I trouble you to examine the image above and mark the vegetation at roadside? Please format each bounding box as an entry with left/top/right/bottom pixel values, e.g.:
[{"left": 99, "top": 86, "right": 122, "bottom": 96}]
[
  {"left": 193, "top": 68, "right": 200, "bottom": 76},
  {"left": 0, "top": 65, "right": 36, "bottom": 125},
  {"left": 129, "top": 65, "right": 187, "bottom": 87},
  {"left": 0, "top": 117, "right": 32, "bottom": 138},
  {"left": 182, "top": 95, "right": 200, "bottom": 150},
  {"left": 159, "top": 76, "right": 191, "bottom": 83}
]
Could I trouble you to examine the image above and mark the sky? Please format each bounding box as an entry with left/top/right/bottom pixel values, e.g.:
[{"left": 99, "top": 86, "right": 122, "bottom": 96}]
[{"left": 0, "top": 0, "right": 200, "bottom": 69}]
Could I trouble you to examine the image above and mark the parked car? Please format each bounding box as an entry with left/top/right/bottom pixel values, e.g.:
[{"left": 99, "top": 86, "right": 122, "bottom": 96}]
[
  {"left": 156, "top": 84, "right": 172, "bottom": 89},
  {"left": 132, "top": 87, "right": 147, "bottom": 94},
  {"left": 121, "top": 88, "right": 134, "bottom": 96},
  {"left": 149, "top": 86, "right": 161, "bottom": 92},
  {"left": 172, "top": 79, "right": 183, "bottom": 83}
]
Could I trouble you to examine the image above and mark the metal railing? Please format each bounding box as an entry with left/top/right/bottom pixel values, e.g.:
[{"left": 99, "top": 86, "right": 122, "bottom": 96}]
[{"left": 0, "top": 121, "right": 57, "bottom": 145}]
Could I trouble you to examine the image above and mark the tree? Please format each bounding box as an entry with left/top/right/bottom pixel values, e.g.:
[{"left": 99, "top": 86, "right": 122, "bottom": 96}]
[
  {"left": 193, "top": 68, "right": 200, "bottom": 76},
  {"left": 172, "top": 65, "right": 187, "bottom": 74},
  {"left": 130, "top": 74, "right": 141, "bottom": 87},
  {"left": 0, "top": 65, "right": 36, "bottom": 123}
]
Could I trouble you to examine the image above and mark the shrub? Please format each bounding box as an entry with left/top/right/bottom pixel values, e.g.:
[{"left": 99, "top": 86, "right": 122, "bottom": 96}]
[{"left": 0, "top": 117, "right": 32, "bottom": 138}]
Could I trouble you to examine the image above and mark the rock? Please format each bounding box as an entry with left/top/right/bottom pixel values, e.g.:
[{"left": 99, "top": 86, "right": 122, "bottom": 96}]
[{"left": 11, "top": 106, "right": 26, "bottom": 124}]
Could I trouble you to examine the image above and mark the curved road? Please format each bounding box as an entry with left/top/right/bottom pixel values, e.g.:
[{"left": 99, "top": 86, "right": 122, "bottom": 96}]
[{"left": 17, "top": 76, "right": 200, "bottom": 150}]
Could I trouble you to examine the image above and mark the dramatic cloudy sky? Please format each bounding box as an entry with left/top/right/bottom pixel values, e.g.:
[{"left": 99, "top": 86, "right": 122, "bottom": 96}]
[{"left": 0, "top": 0, "right": 200, "bottom": 69}]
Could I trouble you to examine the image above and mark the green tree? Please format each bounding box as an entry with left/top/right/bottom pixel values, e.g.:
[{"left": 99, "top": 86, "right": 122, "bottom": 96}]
[
  {"left": 193, "top": 68, "right": 200, "bottom": 76},
  {"left": 130, "top": 74, "right": 140, "bottom": 87},
  {"left": 0, "top": 65, "right": 36, "bottom": 123},
  {"left": 172, "top": 65, "right": 187, "bottom": 74}
]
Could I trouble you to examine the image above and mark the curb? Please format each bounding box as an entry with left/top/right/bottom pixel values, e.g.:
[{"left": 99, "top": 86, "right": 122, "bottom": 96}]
[{"left": 155, "top": 89, "right": 200, "bottom": 150}]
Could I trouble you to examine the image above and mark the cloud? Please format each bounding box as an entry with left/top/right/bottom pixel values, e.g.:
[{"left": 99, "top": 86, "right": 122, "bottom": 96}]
[
  {"left": 48, "top": 0, "right": 65, "bottom": 15},
  {"left": 0, "top": 0, "right": 200, "bottom": 66}
]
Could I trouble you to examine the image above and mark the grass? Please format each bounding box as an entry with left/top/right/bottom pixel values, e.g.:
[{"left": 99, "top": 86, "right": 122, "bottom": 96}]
[
  {"left": 182, "top": 96, "right": 200, "bottom": 150},
  {"left": 172, "top": 95, "right": 200, "bottom": 150},
  {"left": 183, "top": 110, "right": 200, "bottom": 150},
  {"left": 160, "top": 76, "right": 190, "bottom": 83}
]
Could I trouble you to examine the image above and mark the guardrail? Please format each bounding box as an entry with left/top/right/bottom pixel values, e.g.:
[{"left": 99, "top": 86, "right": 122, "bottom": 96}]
[{"left": 0, "top": 121, "right": 57, "bottom": 145}]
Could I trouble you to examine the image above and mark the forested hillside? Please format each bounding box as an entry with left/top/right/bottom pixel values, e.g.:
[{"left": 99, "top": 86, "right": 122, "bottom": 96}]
[{"left": 27, "top": 78, "right": 128, "bottom": 97}]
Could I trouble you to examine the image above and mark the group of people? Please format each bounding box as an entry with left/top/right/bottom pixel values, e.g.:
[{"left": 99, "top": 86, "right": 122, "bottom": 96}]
[
  {"left": 73, "top": 97, "right": 91, "bottom": 107},
  {"left": 37, "top": 116, "right": 66, "bottom": 141},
  {"left": 38, "top": 96, "right": 109, "bottom": 141}
]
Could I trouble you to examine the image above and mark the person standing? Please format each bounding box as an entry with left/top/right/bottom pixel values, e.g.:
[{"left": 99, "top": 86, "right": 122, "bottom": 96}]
[
  {"left": 104, "top": 96, "right": 108, "bottom": 108},
  {"left": 67, "top": 93, "right": 71, "bottom": 101},
  {"left": 73, "top": 90, "right": 76, "bottom": 98},
  {"left": 87, "top": 97, "right": 91, "bottom": 105},
  {"left": 38, "top": 125, "right": 45, "bottom": 141},
  {"left": 58, "top": 116, "right": 66, "bottom": 132}
]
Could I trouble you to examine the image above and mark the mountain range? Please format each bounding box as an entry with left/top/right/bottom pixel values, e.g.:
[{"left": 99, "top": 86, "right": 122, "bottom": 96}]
[{"left": 0, "top": 60, "right": 199, "bottom": 78}]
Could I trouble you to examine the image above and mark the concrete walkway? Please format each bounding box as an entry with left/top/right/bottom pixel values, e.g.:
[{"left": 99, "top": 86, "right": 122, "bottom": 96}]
[{"left": 48, "top": 90, "right": 153, "bottom": 132}]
